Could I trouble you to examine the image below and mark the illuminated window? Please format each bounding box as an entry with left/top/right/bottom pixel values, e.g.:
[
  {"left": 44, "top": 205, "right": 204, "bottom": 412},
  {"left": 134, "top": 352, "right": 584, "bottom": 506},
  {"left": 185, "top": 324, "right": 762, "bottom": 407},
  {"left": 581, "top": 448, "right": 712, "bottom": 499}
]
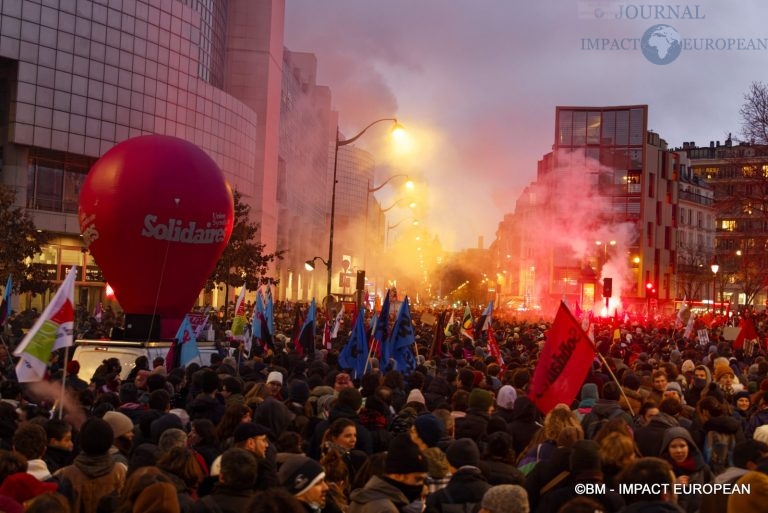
[{"left": 721, "top": 220, "right": 736, "bottom": 232}]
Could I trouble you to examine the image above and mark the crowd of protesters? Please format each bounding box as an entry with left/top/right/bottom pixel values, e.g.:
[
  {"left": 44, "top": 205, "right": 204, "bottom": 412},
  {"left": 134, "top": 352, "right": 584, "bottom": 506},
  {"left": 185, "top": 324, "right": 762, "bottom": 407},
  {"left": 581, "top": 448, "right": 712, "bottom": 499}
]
[{"left": 0, "top": 301, "right": 768, "bottom": 513}]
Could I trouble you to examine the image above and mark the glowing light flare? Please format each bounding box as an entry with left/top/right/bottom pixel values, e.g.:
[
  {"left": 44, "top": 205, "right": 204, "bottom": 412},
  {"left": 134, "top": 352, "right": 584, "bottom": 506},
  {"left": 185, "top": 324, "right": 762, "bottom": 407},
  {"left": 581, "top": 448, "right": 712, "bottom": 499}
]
[{"left": 105, "top": 283, "right": 115, "bottom": 299}]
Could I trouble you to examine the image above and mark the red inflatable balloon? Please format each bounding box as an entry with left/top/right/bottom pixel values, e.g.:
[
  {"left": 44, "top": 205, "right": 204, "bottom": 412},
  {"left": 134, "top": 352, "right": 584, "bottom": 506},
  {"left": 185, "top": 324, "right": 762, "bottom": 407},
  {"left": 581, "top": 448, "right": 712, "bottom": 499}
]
[{"left": 79, "top": 135, "right": 234, "bottom": 338}]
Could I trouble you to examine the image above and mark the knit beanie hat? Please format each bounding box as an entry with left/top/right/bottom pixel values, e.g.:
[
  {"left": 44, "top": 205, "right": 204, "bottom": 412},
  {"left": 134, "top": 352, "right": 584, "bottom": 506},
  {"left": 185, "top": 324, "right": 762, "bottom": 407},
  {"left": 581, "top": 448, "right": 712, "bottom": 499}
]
[
  {"left": 132, "top": 482, "right": 180, "bottom": 513},
  {"left": 80, "top": 417, "right": 114, "bottom": 456},
  {"left": 681, "top": 359, "right": 695, "bottom": 373},
  {"left": 496, "top": 385, "right": 518, "bottom": 410},
  {"left": 407, "top": 389, "right": 426, "bottom": 406},
  {"left": 150, "top": 413, "right": 183, "bottom": 443},
  {"left": 481, "top": 485, "right": 529, "bottom": 513},
  {"left": 569, "top": 439, "right": 601, "bottom": 473},
  {"left": 0, "top": 473, "right": 57, "bottom": 504},
  {"left": 665, "top": 382, "right": 684, "bottom": 399},
  {"left": 288, "top": 380, "right": 311, "bottom": 404},
  {"left": 579, "top": 383, "right": 598, "bottom": 407},
  {"left": 468, "top": 388, "right": 493, "bottom": 411},
  {"left": 104, "top": 410, "right": 134, "bottom": 439},
  {"left": 622, "top": 372, "right": 641, "bottom": 391},
  {"left": 447, "top": 438, "right": 480, "bottom": 468},
  {"left": 267, "top": 371, "right": 283, "bottom": 385},
  {"left": 413, "top": 414, "right": 444, "bottom": 448},
  {"left": 727, "top": 471, "right": 768, "bottom": 513},
  {"left": 278, "top": 455, "right": 326, "bottom": 497},
  {"left": 714, "top": 364, "right": 734, "bottom": 382},
  {"left": 385, "top": 433, "right": 428, "bottom": 474}
]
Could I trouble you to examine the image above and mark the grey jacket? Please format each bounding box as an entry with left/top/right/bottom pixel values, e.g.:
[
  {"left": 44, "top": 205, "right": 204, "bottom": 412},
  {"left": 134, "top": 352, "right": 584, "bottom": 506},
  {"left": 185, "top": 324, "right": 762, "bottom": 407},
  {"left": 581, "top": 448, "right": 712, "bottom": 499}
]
[{"left": 349, "top": 476, "right": 409, "bottom": 513}]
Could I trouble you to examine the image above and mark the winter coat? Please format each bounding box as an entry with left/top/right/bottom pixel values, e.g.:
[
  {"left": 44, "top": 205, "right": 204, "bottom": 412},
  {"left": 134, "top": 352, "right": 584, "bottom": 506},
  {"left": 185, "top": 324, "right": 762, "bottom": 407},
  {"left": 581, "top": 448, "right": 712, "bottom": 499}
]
[
  {"left": 190, "top": 485, "right": 254, "bottom": 513},
  {"left": 634, "top": 412, "right": 679, "bottom": 457},
  {"left": 454, "top": 410, "right": 490, "bottom": 441},
  {"left": 478, "top": 458, "right": 525, "bottom": 486},
  {"left": 56, "top": 454, "right": 126, "bottom": 513},
  {"left": 426, "top": 467, "right": 490, "bottom": 513},
  {"left": 507, "top": 396, "right": 541, "bottom": 456},
  {"left": 660, "top": 426, "right": 714, "bottom": 513},
  {"left": 349, "top": 475, "right": 410, "bottom": 513}
]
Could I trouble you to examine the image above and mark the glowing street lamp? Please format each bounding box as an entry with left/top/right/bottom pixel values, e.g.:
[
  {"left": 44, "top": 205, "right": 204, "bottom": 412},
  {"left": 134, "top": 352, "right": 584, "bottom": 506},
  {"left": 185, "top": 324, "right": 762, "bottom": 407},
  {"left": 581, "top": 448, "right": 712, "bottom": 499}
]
[
  {"left": 328, "top": 118, "right": 403, "bottom": 301},
  {"left": 711, "top": 261, "right": 719, "bottom": 315}
]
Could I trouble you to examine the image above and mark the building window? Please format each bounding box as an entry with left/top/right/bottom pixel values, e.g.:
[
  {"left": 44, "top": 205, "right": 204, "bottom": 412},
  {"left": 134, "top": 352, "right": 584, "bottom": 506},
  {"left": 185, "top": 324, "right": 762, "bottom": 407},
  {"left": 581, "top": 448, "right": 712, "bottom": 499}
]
[{"left": 26, "top": 149, "right": 95, "bottom": 214}]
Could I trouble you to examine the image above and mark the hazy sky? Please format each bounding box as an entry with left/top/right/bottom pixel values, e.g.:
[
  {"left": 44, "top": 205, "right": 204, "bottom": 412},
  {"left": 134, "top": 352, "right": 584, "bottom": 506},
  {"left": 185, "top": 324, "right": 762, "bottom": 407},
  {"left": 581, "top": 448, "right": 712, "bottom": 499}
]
[{"left": 284, "top": 0, "right": 768, "bottom": 251}]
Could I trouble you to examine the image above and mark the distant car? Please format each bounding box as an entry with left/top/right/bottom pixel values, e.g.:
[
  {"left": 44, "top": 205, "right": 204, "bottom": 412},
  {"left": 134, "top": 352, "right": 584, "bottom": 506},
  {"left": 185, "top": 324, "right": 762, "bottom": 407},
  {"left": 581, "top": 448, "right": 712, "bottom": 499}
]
[{"left": 72, "top": 339, "right": 224, "bottom": 381}]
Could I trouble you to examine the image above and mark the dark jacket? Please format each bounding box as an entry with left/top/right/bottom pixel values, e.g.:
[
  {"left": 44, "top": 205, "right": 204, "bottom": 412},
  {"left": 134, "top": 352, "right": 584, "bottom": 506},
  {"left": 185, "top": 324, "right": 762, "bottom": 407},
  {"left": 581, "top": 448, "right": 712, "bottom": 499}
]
[
  {"left": 309, "top": 405, "right": 374, "bottom": 458},
  {"left": 507, "top": 396, "right": 541, "bottom": 456},
  {"left": 187, "top": 393, "right": 226, "bottom": 425},
  {"left": 619, "top": 501, "right": 685, "bottom": 513},
  {"left": 191, "top": 485, "right": 254, "bottom": 513},
  {"left": 349, "top": 475, "right": 410, "bottom": 513},
  {"left": 580, "top": 399, "right": 633, "bottom": 439},
  {"left": 537, "top": 473, "right": 625, "bottom": 513},
  {"left": 426, "top": 467, "right": 490, "bottom": 513},
  {"left": 745, "top": 408, "right": 768, "bottom": 438},
  {"left": 634, "top": 412, "right": 679, "bottom": 457},
  {"left": 660, "top": 426, "right": 714, "bottom": 513},
  {"left": 478, "top": 458, "right": 525, "bottom": 486},
  {"left": 454, "top": 410, "right": 490, "bottom": 441}
]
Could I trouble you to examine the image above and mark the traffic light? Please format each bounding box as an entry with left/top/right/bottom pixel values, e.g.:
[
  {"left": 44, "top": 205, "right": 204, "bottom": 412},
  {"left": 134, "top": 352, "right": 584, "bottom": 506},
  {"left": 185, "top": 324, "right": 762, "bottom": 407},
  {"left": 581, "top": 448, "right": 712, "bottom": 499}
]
[{"left": 603, "top": 278, "right": 613, "bottom": 298}]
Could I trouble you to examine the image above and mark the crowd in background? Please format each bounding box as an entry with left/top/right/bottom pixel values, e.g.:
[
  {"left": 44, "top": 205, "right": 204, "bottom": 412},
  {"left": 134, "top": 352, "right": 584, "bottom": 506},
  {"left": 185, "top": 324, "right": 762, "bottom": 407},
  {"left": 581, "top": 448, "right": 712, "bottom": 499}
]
[{"left": 0, "top": 301, "right": 768, "bottom": 512}]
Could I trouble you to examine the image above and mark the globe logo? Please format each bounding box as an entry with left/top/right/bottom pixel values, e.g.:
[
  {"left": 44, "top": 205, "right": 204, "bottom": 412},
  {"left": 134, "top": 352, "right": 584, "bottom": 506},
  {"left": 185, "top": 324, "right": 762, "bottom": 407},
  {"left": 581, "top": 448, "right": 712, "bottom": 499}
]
[
  {"left": 594, "top": 8, "right": 604, "bottom": 19},
  {"left": 641, "top": 24, "right": 682, "bottom": 65}
]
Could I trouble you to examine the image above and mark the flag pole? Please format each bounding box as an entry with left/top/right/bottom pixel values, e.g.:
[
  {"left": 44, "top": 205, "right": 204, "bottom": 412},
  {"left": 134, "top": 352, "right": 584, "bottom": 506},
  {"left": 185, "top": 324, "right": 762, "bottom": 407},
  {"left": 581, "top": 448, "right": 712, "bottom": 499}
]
[
  {"left": 59, "top": 346, "right": 69, "bottom": 420},
  {"left": 362, "top": 338, "right": 377, "bottom": 376}
]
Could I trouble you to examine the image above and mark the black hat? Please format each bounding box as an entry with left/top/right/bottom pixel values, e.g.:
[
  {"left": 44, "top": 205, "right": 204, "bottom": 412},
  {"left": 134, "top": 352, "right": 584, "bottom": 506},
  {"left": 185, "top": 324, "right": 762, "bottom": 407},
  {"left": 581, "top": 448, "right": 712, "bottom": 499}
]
[
  {"left": 278, "top": 455, "right": 326, "bottom": 496},
  {"left": 447, "top": 438, "right": 480, "bottom": 468},
  {"left": 233, "top": 422, "right": 270, "bottom": 443},
  {"left": 569, "top": 440, "right": 601, "bottom": 473},
  {"left": 289, "top": 380, "right": 310, "bottom": 404},
  {"left": 80, "top": 417, "right": 114, "bottom": 456},
  {"left": 385, "top": 434, "right": 428, "bottom": 474},
  {"left": 413, "top": 414, "right": 444, "bottom": 448}
]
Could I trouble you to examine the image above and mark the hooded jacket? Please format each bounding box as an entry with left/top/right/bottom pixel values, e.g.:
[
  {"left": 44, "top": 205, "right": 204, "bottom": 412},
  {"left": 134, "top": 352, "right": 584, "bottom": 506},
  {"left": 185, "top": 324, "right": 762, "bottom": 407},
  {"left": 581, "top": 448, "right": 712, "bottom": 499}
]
[
  {"left": 659, "top": 426, "right": 714, "bottom": 513},
  {"left": 634, "top": 412, "right": 679, "bottom": 457},
  {"left": 349, "top": 475, "right": 409, "bottom": 513}
]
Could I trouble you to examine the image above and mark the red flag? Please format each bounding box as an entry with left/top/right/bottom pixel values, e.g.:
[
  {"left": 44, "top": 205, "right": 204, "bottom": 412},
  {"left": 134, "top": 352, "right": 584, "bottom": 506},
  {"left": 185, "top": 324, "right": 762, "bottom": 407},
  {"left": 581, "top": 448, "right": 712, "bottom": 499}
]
[
  {"left": 290, "top": 306, "right": 304, "bottom": 356},
  {"left": 733, "top": 316, "right": 758, "bottom": 350},
  {"left": 429, "top": 311, "right": 447, "bottom": 359},
  {"left": 487, "top": 324, "right": 505, "bottom": 371},
  {"left": 322, "top": 319, "right": 332, "bottom": 350},
  {"left": 529, "top": 302, "right": 595, "bottom": 414}
]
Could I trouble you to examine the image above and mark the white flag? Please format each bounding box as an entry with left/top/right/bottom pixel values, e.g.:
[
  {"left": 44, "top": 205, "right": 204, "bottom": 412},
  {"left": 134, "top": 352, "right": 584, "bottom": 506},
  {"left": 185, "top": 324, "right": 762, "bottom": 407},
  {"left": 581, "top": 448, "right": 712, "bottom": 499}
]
[
  {"left": 230, "top": 283, "right": 248, "bottom": 340},
  {"left": 330, "top": 309, "right": 344, "bottom": 339},
  {"left": 14, "top": 265, "right": 77, "bottom": 382}
]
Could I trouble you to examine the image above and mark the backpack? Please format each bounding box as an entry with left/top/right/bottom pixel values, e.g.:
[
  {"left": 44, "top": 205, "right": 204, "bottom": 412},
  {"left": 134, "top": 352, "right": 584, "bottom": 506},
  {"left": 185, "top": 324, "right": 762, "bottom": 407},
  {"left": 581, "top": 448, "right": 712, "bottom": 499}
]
[
  {"left": 704, "top": 430, "right": 735, "bottom": 475},
  {"left": 584, "top": 408, "right": 625, "bottom": 440}
]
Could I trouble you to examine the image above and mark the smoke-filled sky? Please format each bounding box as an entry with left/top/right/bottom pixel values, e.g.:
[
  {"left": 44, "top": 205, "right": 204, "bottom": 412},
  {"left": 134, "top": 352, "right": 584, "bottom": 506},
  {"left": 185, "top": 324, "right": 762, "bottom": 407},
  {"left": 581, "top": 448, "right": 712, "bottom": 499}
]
[{"left": 284, "top": 0, "right": 768, "bottom": 252}]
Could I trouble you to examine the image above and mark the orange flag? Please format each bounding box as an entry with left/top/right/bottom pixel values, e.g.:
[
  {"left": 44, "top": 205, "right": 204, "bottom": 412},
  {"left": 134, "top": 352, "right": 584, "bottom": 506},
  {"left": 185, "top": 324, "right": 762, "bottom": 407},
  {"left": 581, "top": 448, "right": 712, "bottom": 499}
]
[{"left": 529, "top": 302, "right": 595, "bottom": 414}]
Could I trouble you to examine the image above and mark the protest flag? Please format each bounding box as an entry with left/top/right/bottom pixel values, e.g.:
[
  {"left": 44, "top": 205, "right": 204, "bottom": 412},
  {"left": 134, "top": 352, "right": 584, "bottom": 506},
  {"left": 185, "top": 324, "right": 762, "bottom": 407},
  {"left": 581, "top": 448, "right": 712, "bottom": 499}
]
[
  {"left": 251, "top": 290, "right": 265, "bottom": 340},
  {"left": 460, "top": 304, "right": 474, "bottom": 341},
  {"left": 14, "top": 266, "right": 77, "bottom": 382},
  {"left": 230, "top": 284, "right": 248, "bottom": 340},
  {"left": 444, "top": 310, "right": 454, "bottom": 337},
  {"left": 330, "top": 309, "right": 344, "bottom": 339},
  {"left": 528, "top": 301, "right": 595, "bottom": 414},
  {"left": 429, "top": 311, "right": 447, "bottom": 359},
  {"left": 290, "top": 304, "right": 304, "bottom": 356},
  {"left": 373, "top": 290, "right": 391, "bottom": 360},
  {"left": 733, "top": 316, "right": 758, "bottom": 350},
  {"left": 299, "top": 299, "right": 316, "bottom": 358},
  {"left": 338, "top": 308, "right": 369, "bottom": 378},
  {"left": 177, "top": 315, "right": 200, "bottom": 367},
  {"left": 265, "top": 285, "right": 275, "bottom": 336},
  {"left": 385, "top": 296, "right": 417, "bottom": 374},
  {"left": 322, "top": 318, "right": 332, "bottom": 350},
  {"left": 0, "top": 275, "right": 11, "bottom": 326}
]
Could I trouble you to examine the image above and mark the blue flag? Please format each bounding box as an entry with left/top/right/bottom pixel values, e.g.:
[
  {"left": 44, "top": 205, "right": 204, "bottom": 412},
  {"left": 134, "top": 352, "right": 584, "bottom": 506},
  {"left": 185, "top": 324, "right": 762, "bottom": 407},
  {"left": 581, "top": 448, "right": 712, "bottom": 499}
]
[
  {"left": 252, "top": 291, "right": 265, "bottom": 340},
  {"left": 299, "top": 299, "right": 316, "bottom": 357},
  {"left": 265, "top": 286, "right": 274, "bottom": 336},
  {"left": 338, "top": 308, "right": 369, "bottom": 379},
  {"left": 176, "top": 315, "right": 200, "bottom": 367},
  {"left": 373, "top": 290, "right": 391, "bottom": 349},
  {"left": 0, "top": 275, "right": 11, "bottom": 326},
  {"left": 387, "top": 296, "right": 416, "bottom": 374}
]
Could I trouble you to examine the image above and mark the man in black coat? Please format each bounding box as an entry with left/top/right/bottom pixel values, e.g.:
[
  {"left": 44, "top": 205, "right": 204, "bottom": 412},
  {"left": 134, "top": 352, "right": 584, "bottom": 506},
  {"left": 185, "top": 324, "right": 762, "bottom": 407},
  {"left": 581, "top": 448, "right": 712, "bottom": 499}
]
[
  {"left": 193, "top": 448, "right": 257, "bottom": 512},
  {"left": 426, "top": 438, "right": 490, "bottom": 513}
]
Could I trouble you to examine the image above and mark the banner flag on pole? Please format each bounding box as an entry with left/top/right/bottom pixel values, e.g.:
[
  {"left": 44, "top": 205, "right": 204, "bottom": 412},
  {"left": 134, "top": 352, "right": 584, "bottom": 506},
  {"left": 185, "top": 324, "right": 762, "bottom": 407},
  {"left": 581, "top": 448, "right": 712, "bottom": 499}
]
[
  {"left": 177, "top": 315, "right": 200, "bottom": 367},
  {"left": 528, "top": 301, "right": 595, "bottom": 414},
  {"left": 373, "top": 290, "right": 391, "bottom": 347},
  {"left": 14, "top": 266, "right": 77, "bottom": 382},
  {"left": 338, "top": 308, "right": 369, "bottom": 378},
  {"left": 299, "top": 299, "right": 316, "bottom": 358},
  {"left": 444, "top": 310, "right": 454, "bottom": 337},
  {"left": 265, "top": 285, "right": 274, "bottom": 336},
  {"left": 330, "top": 309, "right": 344, "bottom": 339},
  {"left": 385, "top": 296, "right": 417, "bottom": 374},
  {"left": 0, "top": 275, "right": 11, "bottom": 326},
  {"left": 230, "top": 283, "right": 248, "bottom": 339},
  {"left": 252, "top": 290, "right": 265, "bottom": 340},
  {"left": 429, "top": 311, "right": 447, "bottom": 360},
  {"left": 733, "top": 316, "right": 758, "bottom": 350},
  {"left": 460, "top": 304, "right": 474, "bottom": 341}
]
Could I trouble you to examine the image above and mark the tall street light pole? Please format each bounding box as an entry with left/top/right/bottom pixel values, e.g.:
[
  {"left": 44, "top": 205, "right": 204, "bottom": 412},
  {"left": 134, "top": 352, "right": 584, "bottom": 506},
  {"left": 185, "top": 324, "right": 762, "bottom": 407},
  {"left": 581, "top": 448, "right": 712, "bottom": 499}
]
[
  {"left": 328, "top": 118, "right": 401, "bottom": 303},
  {"left": 711, "top": 262, "right": 719, "bottom": 316}
]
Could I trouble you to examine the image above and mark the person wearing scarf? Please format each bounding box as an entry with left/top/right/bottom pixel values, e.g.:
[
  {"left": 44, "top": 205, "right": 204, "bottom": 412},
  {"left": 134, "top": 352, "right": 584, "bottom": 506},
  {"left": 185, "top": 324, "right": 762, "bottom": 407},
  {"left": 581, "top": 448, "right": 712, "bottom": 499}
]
[
  {"left": 660, "top": 426, "right": 714, "bottom": 513},
  {"left": 55, "top": 417, "right": 126, "bottom": 513}
]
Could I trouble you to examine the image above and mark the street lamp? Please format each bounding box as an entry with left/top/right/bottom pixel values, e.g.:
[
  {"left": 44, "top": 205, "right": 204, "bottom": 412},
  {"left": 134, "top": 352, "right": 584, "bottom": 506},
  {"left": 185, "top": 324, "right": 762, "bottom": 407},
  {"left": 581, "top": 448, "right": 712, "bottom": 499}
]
[
  {"left": 305, "top": 256, "right": 329, "bottom": 272},
  {"left": 711, "top": 261, "right": 719, "bottom": 315},
  {"left": 595, "top": 240, "right": 616, "bottom": 267},
  {"left": 328, "top": 118, "right": 402, "bottom": 302},
  {"left": 381, "top": 198, "right": 417, "bottom": 213},
  {"left": 386, "top": 217, "right": 419, "bottom": 247}
]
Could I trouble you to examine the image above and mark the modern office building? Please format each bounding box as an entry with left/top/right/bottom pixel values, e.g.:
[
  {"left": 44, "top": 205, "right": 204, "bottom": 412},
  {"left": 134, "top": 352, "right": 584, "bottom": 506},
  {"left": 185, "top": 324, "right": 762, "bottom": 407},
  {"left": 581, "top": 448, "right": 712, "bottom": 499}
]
[
  {"left": 0, "top": 0, "right": 284, "bottom": 310},
  {"left": 498, "top": 105, "right": 691, "bottom": 313}
]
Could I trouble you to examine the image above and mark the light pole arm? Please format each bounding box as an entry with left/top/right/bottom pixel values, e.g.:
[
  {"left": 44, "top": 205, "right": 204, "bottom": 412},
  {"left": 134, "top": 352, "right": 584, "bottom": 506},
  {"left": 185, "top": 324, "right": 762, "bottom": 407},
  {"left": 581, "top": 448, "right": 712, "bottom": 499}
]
[
  {"left": 381, "top": 197, "right": 415, "bottom": 213},
  {"left": 337, "top": 118, "right": 398, "bottom": 147},
  {"left": 368, "top": 173, "right": 410, "bottom": 194}
]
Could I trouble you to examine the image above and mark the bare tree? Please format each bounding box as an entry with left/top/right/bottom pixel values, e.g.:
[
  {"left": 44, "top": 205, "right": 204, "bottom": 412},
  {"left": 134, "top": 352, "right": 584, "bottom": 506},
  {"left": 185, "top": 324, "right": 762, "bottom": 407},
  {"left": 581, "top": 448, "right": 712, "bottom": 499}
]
[{"left": 740, "top": 81, "right": 768, "bottom": 145}]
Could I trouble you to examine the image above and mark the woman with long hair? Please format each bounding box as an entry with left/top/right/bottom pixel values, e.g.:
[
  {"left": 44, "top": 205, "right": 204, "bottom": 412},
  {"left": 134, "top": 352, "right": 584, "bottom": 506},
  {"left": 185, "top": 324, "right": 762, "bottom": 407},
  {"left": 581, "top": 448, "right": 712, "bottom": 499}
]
[
  {"left": 189, "top": 419, "right": 221, "bottom": 471},
  {"left": 216, "top": 404, "right": 252, "bottom": 450},
  {"left": 320, "top": 418, "right": 365, "bottom": 513}
]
